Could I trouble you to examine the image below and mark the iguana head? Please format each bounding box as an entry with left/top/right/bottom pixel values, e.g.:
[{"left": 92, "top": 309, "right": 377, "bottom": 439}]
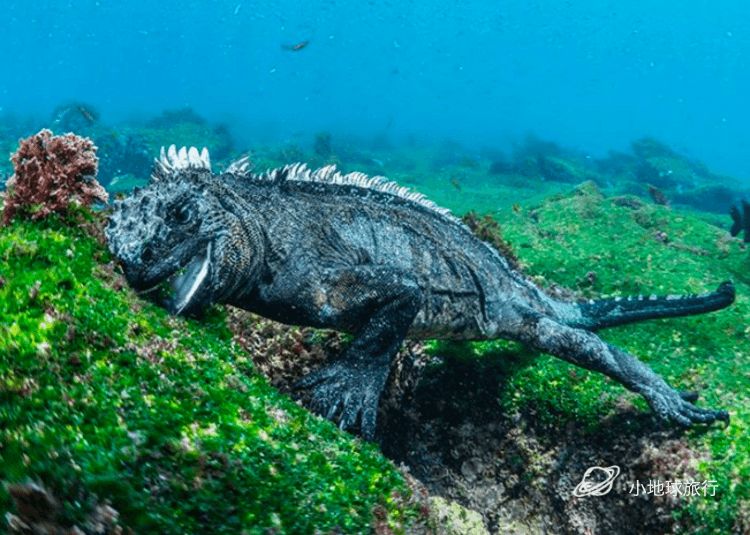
[{"left": 106, "top": 145, "right": 261, "bottom": 315}]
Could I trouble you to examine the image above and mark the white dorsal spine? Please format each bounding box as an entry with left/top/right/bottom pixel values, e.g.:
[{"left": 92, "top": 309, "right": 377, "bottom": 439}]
[
  {"left": 225, "top": 155, "right": 251, "bottom": 176},
  {"left": 153, "top": 144, "right": 212, "bottom": 180},
  {"left": 247, "top": 162, "right": 461, "bottom": 224},
  {"left": 155, "top": 147, "right": 462, "bottom": 226}
]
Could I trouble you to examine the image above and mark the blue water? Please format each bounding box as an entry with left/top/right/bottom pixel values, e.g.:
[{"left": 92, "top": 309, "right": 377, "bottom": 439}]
[{"left": 1, "top": 1, "right": 748, "bottom": 178}]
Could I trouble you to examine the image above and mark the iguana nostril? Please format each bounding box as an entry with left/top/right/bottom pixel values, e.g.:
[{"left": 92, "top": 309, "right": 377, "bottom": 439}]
[{"left": 141, "top": 246, "right": 154, "bottom": 263}]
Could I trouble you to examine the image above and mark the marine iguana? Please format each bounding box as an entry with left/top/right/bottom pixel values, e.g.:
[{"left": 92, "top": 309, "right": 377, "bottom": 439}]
[{"left": 106, "top": 145, "right": 734, "bottom": 439}]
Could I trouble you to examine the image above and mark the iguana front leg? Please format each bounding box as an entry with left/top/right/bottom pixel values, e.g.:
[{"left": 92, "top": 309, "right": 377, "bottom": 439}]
[
  {"left": 511, "top": 309, "right": 729, "bottom": 426},
  {"left": 295, "top": 266, "right": 422, "bottom": 440}
]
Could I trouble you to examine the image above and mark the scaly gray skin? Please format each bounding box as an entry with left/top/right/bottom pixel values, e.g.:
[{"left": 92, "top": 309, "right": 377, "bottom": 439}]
[{"left": 106, "top": 145, "right": 734, "bottom": 440}]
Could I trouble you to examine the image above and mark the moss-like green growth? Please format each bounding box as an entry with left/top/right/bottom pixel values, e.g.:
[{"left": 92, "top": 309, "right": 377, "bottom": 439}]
[
  {"left": 0, "top": 212, "right": 418, "bottom": 533},
  {"left": 427, "top": 497, "right": 488, "bottom": 535},
  {"left": 425, "top": 182, "right": 749, "bottom": 532},
  {"left": 461, "top": 210, "right": 519, "bottom": 269}
]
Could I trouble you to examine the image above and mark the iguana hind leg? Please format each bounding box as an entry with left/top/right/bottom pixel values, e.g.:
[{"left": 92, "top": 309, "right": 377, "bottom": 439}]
[
  {"left": 508, "top": 307, "right": 729, "bottom": 426},
  {"left": 295, "top": 266, "right": 422, "bottom": 440}
]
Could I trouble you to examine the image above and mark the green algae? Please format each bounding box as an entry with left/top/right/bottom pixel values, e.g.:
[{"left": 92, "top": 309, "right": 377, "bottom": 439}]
[{"left": 0, "top": 211, "right": 419, "bottom": 534}]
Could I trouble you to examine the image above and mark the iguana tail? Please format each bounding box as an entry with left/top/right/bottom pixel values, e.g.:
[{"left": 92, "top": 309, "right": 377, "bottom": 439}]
[{"left": 572, "top": 281, "right": 735, "bottom": 331}]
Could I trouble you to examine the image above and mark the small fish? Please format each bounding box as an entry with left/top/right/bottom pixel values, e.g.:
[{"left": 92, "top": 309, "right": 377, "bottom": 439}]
[
  {"left": 282, "top": 40, "right": 310, "bottom": 52},
  {"left": 729, "top": 200, "right": 750, "bottom": 243},
  {"left": 449, "top": 177, "right": 462, "bottom": 192},
  {"left": 647, "top": 184, "right": 669, "bottom": 206},
  {"left": 77, "top": 105, "right": 96, "bottom": 124},
  {"left": 51, "top": 103, "right": 97, "bottom": 127}
]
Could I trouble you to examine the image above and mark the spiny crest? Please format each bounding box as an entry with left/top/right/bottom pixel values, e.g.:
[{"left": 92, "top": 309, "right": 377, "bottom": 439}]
[
  {"left": 152, "top": 144, "right": 211, "bottom": 181},
  {"left": 153, "top": 147, "right": 461, "bottom": 224},
  {"left": 252, "top": 162, "right": 461, "bottom": 223},
  {"left": 225, "top": 155, "right": 252, "bottom": 177}
]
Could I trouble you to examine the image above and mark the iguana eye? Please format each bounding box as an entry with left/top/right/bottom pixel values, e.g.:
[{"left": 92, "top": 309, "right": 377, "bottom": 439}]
[{"left": 174, "top": 205, "right": 192, "bottom": 224}]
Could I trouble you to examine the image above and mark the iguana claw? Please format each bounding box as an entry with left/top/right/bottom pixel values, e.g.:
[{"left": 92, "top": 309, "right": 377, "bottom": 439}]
[
  {"left": 642, "top": 382, "right": 729, "bottom": 426},
  {"left": 296, "top": 359, "right": 388, "bottom": 440}
]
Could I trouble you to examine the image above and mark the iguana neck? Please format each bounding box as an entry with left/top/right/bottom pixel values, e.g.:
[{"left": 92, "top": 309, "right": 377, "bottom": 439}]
[{"left": 211, "top": 185, "right": 268, "bottom": 305}]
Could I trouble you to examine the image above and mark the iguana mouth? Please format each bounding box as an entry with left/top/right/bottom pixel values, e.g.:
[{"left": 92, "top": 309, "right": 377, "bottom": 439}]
[{"left": 167, "top": 242, "right": 212, "bottom": 314}]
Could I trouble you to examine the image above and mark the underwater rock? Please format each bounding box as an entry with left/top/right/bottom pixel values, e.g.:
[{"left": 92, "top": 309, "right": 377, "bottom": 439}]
[
  {"left": 488, "top": 159, "right": 516, "bottom": 175},
  {"left": 142, "top": 108, "right": 234, "bottom": 161},
  {"left": 630, "top": 138, "right": 712, "bottom": 191},
  {"left": 593, "top": 137, "right": 749, "bottom": 213},
  {"left": 429, "top": 139, "right": 481, "bottom": 170},
  {"left": 512, "top": 134, "right": 568, "bottom": 162},
  {"left": 488, "top": 136, "right": 596, "bottom": 187},
  {"left": 275, "top": 143, "right": 306, "bottom": 163},
  {"left": 50, "top": 102, "right": 99, "bottom": 133},
  {"left": 594, "top": 149, "right": 638, "bottom": 177},
  {"left": 673, "top": 185, "right": 745, "bottom": 214},
  {"left": 634, "top": 158, "right": 681, "bottom": 189},
  {"left": 6, "top": 483, "right": 60, "bottom": 527},
  {"left": 631, "top": 137, "right": 679, "bottom": 161},
  {"left": 95, "top": 131, "right": 152, "bottom": 187},
  {"left": 313, "top": 131, "right": 333, "bottom": 158},
  {"left": 208, "top": 123, "right": 234, "bottom": 160},
  {"left": 729, "top": 200, "right": 750, "bottom": 243},
  {"left": 629, "top": 138, "right": 712, "bottom": 181},
  {"left": 537, "top": 155, "right": 594, "bottom": 184},
  {"left": 5, "top": 482, "right": 123, "bottom": 534},
  {"left": 611, "top": 195, "right": 644, "bottom": 210},
  {"left": 427, "top": 497, "right": 488, "bottom": 535},
  {"left": 146, "top": 107, "right": 207, "bottom": 128}
]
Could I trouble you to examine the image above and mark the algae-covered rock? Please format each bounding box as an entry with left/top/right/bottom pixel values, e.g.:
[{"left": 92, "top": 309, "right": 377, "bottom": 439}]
[
  {"left": 428, "top": 497, "right": 488, "bottom": 535},
  {"left": 0, "top": 212, "right": 421, "bottom": 534},
  {"left": 538, "top": 155, "right": 596, "bottom": 184},
  {"left": 672, "top": 184, "right": 742, "bottom": 214}
]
